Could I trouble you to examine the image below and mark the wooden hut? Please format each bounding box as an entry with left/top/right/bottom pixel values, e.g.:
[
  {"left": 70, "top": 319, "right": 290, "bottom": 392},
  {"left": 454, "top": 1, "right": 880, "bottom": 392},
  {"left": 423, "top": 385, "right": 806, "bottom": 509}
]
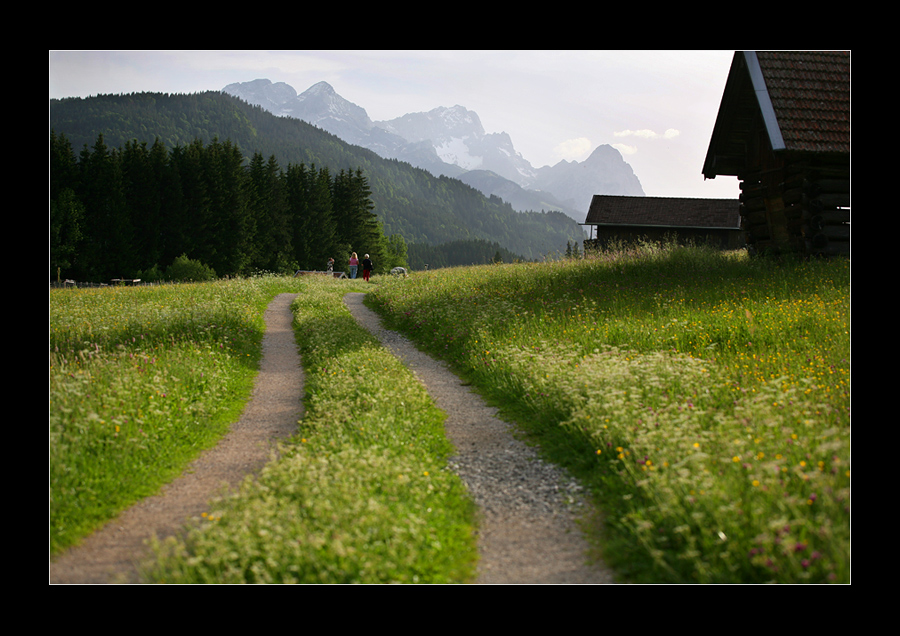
[
  {"left": 582, "top": 195, "right": 743, "bottom": 251},
  {"left": 702, "top": 51, "right": 850, "bottom": 256}
]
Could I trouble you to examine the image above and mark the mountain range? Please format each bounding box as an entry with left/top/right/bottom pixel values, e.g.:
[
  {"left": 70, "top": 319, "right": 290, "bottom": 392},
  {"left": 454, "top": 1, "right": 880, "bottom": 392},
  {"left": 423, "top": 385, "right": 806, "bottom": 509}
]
[
  {"left": 222, "top": 79, "right": 645, "bottom": 222},
  {"left": 50, "top": 89, "right": 588, "bottom": 264}
]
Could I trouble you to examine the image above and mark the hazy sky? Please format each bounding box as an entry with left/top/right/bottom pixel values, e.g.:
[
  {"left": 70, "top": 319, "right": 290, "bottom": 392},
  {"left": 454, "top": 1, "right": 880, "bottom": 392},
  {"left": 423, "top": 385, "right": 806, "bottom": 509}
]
[{"left": 49, "top": 50, "right": 742, "bottom": 199}]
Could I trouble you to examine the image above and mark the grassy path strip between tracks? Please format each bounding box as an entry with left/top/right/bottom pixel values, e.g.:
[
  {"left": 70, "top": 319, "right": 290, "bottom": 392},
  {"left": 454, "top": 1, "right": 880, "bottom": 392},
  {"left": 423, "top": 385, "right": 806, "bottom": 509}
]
[{"left": 144, "top": 277, "right": 478, "bottom": 583}]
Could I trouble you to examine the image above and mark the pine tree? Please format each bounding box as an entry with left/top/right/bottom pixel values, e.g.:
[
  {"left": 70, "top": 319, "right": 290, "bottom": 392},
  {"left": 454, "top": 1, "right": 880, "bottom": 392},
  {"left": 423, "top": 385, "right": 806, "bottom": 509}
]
[
  {"left": 248, "top": 153, "right": 292, "bottom": 272},
  {"left": 332, "top": 168, "right": 384, "bottom": 269},
  {"left": 150, "top": 138, "right": 185, "bottom": 269},
  {"left": 121, "top": 138, "right": 164, "bottom": 271},
  {"left": 201, "top": 138, "right": 252, "bottom": 276},
  {"left": 50, "top": 125, "right": 392, "bottom": 280},
  {"left": 168, "top": 139, "right": 209, "bottom": 268},
  {"left": 50, "top": 132, "right": 85, "bottom": 279},
  {"left": 283, "top": 163, "right": 339, "bottom": 271},
  {"left": 50, "top": 131, "right": 80, "bottom": 201},
  {"left": 306, "top": 166, "right": 341, "bottom": 271},
  {"left": 50, "top": 189, "right": 85, "bottom": 280},
  {"left": 78, "top": 134, "right": 133, "bottom": 280}
]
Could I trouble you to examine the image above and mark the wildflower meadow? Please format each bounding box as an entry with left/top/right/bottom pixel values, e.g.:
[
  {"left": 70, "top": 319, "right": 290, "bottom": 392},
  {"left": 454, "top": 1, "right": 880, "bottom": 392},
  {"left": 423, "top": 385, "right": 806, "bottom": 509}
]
[
  {"left": 49, "top": 277, "right": 297, "bottom": 554},
  {"left": 143, "top": 277, "right": 478, "bottom": 583},
  {"left": 50, "top": 245, "right": 849, "bottom": 584},
  {"left": 367, "top": 245, "right": 850, "bottom": 583},
  {"left": 51, "top": 275, "right": 478, "bottom": 582}
]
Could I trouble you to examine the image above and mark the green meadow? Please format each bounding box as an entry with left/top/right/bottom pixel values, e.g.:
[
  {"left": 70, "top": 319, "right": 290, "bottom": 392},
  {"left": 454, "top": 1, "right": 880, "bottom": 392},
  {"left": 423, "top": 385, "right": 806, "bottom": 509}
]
[
  {"left": 366, "top": 244, "right": 850, "bottom": 583},
  {"left": 144, "top": 277, "right": 477, "bottom": 583},
  {"left": 50, "top": 244, "right": 850, "bottom": 583},
  {"left": 50, "top": 275, "right": 478, "bottom": 583},
  {"left": 49, "top": 277, "right": 295, "bottom": 554}
]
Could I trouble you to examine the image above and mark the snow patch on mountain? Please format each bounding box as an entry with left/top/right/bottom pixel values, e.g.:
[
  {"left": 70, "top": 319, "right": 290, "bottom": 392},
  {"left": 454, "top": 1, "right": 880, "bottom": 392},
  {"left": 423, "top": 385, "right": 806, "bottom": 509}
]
[{"left": 436, "top": 137, "right": 483, "bottom": 170}]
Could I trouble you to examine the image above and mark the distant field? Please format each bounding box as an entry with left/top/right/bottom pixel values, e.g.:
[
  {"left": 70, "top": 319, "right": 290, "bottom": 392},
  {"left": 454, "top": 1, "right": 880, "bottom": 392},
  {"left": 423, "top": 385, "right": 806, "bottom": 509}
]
[{"left": 366, "top": 246, "right": 850, "bottom": 583}]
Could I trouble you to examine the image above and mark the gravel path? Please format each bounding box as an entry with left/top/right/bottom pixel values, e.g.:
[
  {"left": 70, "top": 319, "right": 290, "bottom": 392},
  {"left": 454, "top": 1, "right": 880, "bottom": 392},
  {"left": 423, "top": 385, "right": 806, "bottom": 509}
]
[
  {"left": 343, "top": 292, "right": 615, "bottom": 584},
  {"left": 49, "top": 290, "right": 616, "bottom": 584},
  {"left": 49, "top": 293, "right": 304, "bottom": 584}
]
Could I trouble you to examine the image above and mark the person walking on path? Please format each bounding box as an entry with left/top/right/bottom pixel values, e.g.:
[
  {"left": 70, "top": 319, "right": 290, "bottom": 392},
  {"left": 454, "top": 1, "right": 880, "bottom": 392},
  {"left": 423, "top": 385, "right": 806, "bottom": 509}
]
[
  {"left": 349, "top": 252, "right": 359, "bottom": 279},
  {"left": 362, "top": 254, "right": 374, "bottom": 282}
]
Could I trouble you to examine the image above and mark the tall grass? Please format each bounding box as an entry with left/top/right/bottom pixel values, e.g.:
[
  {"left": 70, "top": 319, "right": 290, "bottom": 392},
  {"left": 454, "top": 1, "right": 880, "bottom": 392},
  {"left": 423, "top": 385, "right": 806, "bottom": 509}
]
[
  {"left": 144, "top": 277, "right": 478, "bottom": 583},
  {"left": 367, "top": 246, "right": 850, "bottom": 583},
  {"left": 49, "top": 277, "right": 299, "bottom": 554}
]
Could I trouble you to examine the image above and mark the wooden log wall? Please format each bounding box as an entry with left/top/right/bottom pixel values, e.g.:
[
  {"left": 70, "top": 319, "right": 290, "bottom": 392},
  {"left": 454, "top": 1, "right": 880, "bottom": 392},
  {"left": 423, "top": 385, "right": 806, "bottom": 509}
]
[{"left": 739, "top": 159, "right": 850, "bottom": 257}]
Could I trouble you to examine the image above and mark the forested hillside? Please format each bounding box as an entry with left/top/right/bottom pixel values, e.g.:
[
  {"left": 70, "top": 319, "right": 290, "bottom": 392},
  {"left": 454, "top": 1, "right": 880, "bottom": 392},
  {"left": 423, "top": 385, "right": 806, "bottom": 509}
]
[
  {"left": 406, "top": 240, "right": 524, "bottom": 270},
  {"left": 50, "top": 131, "right": 387, "bottom": 281},
  {"left": 49, "top": 91, "right": 585, "bottom": 279}
]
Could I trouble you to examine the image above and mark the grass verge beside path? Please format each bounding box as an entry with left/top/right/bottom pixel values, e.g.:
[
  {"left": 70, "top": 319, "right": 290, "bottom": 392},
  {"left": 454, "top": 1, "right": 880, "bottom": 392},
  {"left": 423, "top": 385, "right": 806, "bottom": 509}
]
[
  {"left": 145, "top": 277, "right": 478, "bottom": 583},
  {"left": 50, "top": 276, "right": 298, "bottom": 555},
  {"left": 366, "top": 246, "right": 850, "bottom": 583}
]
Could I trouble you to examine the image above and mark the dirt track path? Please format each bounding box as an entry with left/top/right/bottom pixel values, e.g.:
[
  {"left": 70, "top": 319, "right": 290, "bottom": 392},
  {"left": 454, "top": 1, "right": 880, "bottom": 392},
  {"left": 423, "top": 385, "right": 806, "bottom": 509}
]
[
  {"left": 344, "top": 292, "right": 615, "bottom": 583},
  {"left": 49, "top": 293, "right": 304, "bottom": 584},
  {"left": 50, "top": 290, "right": 615, "bottom": 584}
]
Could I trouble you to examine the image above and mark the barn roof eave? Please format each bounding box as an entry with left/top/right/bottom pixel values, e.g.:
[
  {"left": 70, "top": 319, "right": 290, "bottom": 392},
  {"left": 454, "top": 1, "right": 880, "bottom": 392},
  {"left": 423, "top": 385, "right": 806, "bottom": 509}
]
[
  {"left": 702, "top": 51, "right": 786, "bottom": 180},
  {"left": 744, "top": 51, "right": 786, "bottom": 153}
]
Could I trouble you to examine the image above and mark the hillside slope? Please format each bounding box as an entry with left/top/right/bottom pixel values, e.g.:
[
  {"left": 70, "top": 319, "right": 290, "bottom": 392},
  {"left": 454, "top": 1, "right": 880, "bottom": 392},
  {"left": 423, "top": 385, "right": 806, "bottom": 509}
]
[{"left": 49, "top": 92, "right": 585, "bottom": 259}]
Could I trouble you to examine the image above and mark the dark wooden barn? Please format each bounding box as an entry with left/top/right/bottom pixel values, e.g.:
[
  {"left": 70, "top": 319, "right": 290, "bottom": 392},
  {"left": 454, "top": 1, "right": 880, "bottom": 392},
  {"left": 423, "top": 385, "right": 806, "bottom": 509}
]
[
  {"left": 702, "top": 51, "right": 850, "bottom": 256},
  {"left": 582, "top": 194, "right": 743, "bottom": 251}
]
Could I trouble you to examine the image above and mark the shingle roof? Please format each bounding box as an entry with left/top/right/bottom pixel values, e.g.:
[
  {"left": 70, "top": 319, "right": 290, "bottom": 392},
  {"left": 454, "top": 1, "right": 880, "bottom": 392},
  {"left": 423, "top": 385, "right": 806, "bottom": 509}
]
[
  {"left": 584, "top": 195, "right": 741, "bottom": 229},
  {"left": 755, "top": 51, "right": 850, "bottom": 154},
  {"left": 702, "top": 51, "right": 851, "bottom": 179}
]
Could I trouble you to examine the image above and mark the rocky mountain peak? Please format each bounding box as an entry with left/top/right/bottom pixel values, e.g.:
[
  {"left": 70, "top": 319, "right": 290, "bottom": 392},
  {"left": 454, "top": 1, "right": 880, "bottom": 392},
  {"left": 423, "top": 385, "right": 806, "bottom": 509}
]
[
  {"left": 304, "top": 80, "right": 336, "bottom": 95},
  {"left": 375, "top": 104, "right": 484, "bottom": 145},
  {"left": 221, "top": 79, "right": 644, "bottom": 221},
  {"left": 273, "top": 81, "right": 375, "bottom": 137},
  {"left": 222, "top": 78, "right": 297, "bottom": 113}
]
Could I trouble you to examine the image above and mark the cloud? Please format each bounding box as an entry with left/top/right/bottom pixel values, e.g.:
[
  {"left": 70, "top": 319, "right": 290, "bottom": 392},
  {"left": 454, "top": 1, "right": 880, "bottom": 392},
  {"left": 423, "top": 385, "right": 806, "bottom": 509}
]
[
  {"left": 614, "top": 128, "right": 681, "bottom": 139},
  {"left": 552, "top": 137, "right": 592, "bottom": 161}
]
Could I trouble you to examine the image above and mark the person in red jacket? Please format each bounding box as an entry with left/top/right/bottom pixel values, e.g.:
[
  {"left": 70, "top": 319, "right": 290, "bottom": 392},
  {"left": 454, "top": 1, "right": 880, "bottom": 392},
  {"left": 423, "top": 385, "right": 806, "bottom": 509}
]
[{"left": 361, "top": 254, "right": 374, "bottom": 282}]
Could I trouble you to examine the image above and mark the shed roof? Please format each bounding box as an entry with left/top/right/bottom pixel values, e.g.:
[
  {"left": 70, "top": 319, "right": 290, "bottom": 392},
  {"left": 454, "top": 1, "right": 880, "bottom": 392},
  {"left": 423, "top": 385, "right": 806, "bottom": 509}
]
[
  {"left": 584, "top": 195, "right": 741, "bottom": 229},
  {"left": 703, "top": 50, "right": 850, "bottom": 179}
]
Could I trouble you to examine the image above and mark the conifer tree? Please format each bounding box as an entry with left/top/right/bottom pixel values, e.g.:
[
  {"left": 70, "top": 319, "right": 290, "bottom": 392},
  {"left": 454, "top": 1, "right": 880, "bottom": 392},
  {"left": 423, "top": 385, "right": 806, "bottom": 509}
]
[
  {"left": 78, "top": 134, "right": 133, "bottom": 280},
  {"left": 50, "top": 131, "right": 85, "bottom": 279},
  {"left": 121, "top": 139, "right": 165, "bottom": 270},
  {"left": 50, "top": 131, "right": 80, "bottom": 201},
  {"left": 150, "top": 137, "right": 185, "bottom": 269},
  {"left": 202, "top": 138, "right": 253, "bottom": 275},
  {"left": 168, "top": 139, "right": 209, "bottom": 267},
  {"left": 50, "top": 129, "right": 389, "bottom": 280},
  {"left": 284, "top": 163, "right": 340, "bottom": 271},
  {"left": 306, "top": 166, "right": 341, "bottom": 271},
  {"left": 248, "top": 152, "right": 292, "bottom": 272},
  {"left": 50, "top": 189, "right": 85, "bottom": 280},
  {"left": 332, "top": 168, "right": 384, "bottom": 269}
]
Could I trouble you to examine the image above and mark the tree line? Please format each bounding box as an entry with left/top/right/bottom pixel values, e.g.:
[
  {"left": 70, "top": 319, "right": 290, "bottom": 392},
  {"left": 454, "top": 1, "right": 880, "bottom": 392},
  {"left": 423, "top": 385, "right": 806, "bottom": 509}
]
[
  {"left": 406, "top": 239, "right": 526, "bottom": 270},
  {"left": 50, "top": 92, "right": 587, "bottom": 268},
  {"left": 50, "top": 131, "right": 401, "bottom": 283}
]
